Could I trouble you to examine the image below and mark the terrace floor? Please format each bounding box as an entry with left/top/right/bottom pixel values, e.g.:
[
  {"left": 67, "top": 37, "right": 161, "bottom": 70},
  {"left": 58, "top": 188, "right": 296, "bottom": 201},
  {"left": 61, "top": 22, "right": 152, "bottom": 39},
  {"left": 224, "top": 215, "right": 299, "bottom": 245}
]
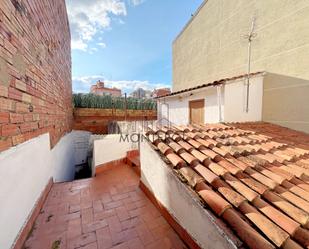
[{"left": 24, "top": 163, "right": 187, "bottom": 249}]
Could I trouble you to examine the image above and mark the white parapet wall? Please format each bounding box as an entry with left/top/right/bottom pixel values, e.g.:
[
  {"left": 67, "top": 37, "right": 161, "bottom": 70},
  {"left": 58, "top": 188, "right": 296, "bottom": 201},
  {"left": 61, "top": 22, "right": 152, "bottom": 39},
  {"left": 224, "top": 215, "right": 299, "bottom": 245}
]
[
  {"left": 140, "top": 141, "right": 240, "bottom": 249},
  {"left": 0, "top": 134, "right": 52, "bottom": 249},
  {"left": 93, "top": 134, "right": 137, "bottom": 171},
  {"left": 0, "top": 130, "right": 90, "bottom": 249}
]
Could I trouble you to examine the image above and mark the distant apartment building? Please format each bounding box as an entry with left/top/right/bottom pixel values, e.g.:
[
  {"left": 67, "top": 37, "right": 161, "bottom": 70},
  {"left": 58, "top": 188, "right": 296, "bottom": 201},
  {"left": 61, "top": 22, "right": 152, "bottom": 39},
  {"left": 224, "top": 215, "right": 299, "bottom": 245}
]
[
  {"left": 130, "top": 88, "right": 152, "bottom": 99},
  {"left": 152, "top": 88, "right": 171, "bottom": 98},
  {"left": 90, "top": 80, "right": 122, "bottom": 97}
]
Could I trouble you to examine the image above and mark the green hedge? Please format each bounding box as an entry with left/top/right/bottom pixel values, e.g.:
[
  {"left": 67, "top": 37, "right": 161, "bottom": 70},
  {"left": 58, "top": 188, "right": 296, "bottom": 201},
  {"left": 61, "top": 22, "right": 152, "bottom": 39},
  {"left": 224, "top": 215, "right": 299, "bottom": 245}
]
[{"left": 73, "top": 93, "right": 157, "bottom": 110}]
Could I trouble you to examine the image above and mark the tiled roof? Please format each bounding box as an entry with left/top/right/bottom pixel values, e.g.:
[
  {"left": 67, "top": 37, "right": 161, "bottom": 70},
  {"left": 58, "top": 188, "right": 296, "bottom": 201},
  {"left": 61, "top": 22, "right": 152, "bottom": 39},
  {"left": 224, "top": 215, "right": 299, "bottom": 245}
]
[
  {"left": 155, "top": 71, "right": 264, "bottom": 99},
  {"left": 146, "top": 122, "right": 309, "bottom": 249}
]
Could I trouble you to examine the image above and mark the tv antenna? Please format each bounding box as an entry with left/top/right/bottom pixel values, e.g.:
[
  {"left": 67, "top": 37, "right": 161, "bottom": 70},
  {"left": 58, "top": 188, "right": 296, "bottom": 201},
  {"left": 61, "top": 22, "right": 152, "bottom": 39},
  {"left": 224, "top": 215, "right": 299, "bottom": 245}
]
[{"left": 243, "top": 17, "right": 257, "bottom": 113}]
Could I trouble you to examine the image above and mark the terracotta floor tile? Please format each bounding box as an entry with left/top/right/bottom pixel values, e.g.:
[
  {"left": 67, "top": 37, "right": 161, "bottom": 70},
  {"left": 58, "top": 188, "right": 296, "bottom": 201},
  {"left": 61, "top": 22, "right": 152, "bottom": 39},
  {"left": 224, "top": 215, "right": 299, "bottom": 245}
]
[
  {"left": 150, "top": 225, "right": 172, "bottom": 240},
  {"left": 94, "top": 209, "right": 116, "bottom": 221},
  {"left": 82, "top": 208, "right": 94, "bottom": 224},
  {"left": 70, "top": 204, "right": 81, "bottom": 213},
  {"left": 83, "top": 219, "right": 108, "bottom": 233},
  {"left": 136, "top": 223, "right": 155, "bottom": 246},
  {"left": 121, "top": 217, "right": 142, "bottom": 230},
  {"left": 116, "top": 206, "right": 131, "bottom": 222},
  {"left": 96, "top": 227, "right": 113, "bottom": 249},
  {"left": 123, "top": 201, "right": 138, "bottom": 211},
  {"left": 81, "top": 242, "right": 98, "bottom": 249},
  {"left": 67, "top": 232, "right": 97, "bottom": 249},
  {"left": 23, "top": 164, "right": 187, "bottom": 249},
  {"left": 144, "top": 239, "right": 171, "bottom": 249},
  {"left": 93, "top": 200, "right": 104, "bottom": 213},
  {"left": 107, "top": 216, "right": 123, "bottom": 233},
  {"left": 112, "top": 193, "right": 130, "bottom": 202},
  {"left": 127, "top": 237, "right": 145, "bottom": 249},
  {"left": 111, "top": 231, "right": 127, "bottom": 246},
  {"left": 105, "top": 200, "right": 124, "bottom": 210},
  {"left": 110, "top": 242, "right": 130, "bottom": 249},
  {"left": 101, "top": 192, "right": 113, "bottom": 204}
]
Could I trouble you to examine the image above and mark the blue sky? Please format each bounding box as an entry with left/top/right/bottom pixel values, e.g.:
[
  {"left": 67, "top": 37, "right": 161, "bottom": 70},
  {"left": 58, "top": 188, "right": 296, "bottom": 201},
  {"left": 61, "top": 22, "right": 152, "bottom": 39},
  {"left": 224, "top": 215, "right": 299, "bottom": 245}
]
[{"left": 66, "top": 0, "right": 203, "bottom": 94}]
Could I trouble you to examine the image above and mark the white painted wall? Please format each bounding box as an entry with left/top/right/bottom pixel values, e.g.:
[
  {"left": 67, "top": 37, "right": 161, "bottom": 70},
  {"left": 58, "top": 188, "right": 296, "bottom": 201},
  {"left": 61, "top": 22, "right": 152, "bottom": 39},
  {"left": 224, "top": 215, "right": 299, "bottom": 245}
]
[
  {"left": 140, "top": 142, "right": 239, "bottom": 249},
  {"left": 93, "top": 134, "right": 137, "bottom": 169},
  {"left": 73, "top": 131, "right": 92, "bottom": 166},
  {"left": 158, "top": 76, "right": 264, "bottom": 125},
  {"left": 224, "top": 77, "right": 264, "bottom": 122},
  {"left": 51, "top": 131, "right": 90, "bottom": 182},
  {"left": 0, "top": 131, "right": 90, "bottom": 249},
  {"left": 158, "top": 86, "right": 224, "bottom": 125},
  {"left": 0, "top": 134, "right": 52, "bottom": 249}
]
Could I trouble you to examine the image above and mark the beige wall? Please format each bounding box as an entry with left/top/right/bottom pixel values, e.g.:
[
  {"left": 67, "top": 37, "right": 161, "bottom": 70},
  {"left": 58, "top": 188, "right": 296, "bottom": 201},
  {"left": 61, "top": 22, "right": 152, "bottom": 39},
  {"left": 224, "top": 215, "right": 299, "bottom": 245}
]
[
  {"left": 173, "top": 0, "right": 309, "bottom": 91},
  {"left": 262, "top": 73, "right": 309, "bottom": 134},
  {"left": 224, "top": 76, "right": 263, "bottom": 123}
]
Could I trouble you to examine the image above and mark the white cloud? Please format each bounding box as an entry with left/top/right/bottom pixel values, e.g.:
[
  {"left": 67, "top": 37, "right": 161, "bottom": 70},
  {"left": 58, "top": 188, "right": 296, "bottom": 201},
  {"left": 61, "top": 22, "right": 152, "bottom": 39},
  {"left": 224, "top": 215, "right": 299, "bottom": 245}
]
[
  {"left": 66, "top": 0, "right": 127, "bottom": 51},
  {"left": 89, "top": 47, "right": 99, "bottom": 54},
  {"left": 130, "top": 0, "right": 145, "bottom": 6},
  {"left": 97, "top": 42, "right": 107, "bottom": 48},
  {"left": 73, "top": 75, "right": 170, "bottom": 94}
]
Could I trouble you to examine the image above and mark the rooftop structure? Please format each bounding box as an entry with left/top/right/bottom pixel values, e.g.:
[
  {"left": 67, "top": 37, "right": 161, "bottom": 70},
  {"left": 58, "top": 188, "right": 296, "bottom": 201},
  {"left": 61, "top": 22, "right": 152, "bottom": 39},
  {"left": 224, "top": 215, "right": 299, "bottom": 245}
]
[
  {"left": 152, "top": 88, "right": 171, "bottom": 98},
  {"left": 156, "top": 72, "right": 309, "bottom": 134},
  {"left": 90, "top": 81, "right": 122, "bottom": 97},
  {"left": 130, "top": 88, "right": 152, "bottom": 99}
]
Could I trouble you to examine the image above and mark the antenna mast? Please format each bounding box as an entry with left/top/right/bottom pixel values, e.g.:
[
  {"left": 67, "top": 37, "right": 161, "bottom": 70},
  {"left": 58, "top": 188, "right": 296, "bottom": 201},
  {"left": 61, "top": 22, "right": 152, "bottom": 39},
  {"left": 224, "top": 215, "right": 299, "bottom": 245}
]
[{"left": 244, "top": 17, "right": 257, "bottom": 113}]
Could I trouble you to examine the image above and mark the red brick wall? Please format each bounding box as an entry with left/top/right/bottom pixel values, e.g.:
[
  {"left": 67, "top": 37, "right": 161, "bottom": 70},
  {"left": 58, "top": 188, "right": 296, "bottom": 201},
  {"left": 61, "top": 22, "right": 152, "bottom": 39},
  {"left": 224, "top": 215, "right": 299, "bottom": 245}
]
[
  {"left": 73, "top": 108, "right": 157, "bottom": 134},
  {"left": 0, "top": 0, "right": 72, "bottom": 152}
]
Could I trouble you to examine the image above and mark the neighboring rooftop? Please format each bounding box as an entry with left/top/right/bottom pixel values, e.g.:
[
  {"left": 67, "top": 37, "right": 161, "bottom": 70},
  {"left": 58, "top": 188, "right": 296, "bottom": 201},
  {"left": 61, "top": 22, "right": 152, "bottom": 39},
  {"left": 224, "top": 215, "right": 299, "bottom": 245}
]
[
  {"left": 155, "top": 72, "right": 264, "bottom": 99},
  {"left": 152, "top": 88, "right": 171, "bottom": 98},
  {"left": 146, "top": 122, "right": 309, "bottom": 249},
  {"left": 90, "top": 81, "right": 122, "bottom": 97}
]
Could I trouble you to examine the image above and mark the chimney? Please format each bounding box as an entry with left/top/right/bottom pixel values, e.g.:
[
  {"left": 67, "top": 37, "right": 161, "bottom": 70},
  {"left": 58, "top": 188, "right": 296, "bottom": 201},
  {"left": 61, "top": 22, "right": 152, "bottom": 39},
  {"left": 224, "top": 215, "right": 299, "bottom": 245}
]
[{"left": 97, "top": 80, "right": 104, "bottom": 88}]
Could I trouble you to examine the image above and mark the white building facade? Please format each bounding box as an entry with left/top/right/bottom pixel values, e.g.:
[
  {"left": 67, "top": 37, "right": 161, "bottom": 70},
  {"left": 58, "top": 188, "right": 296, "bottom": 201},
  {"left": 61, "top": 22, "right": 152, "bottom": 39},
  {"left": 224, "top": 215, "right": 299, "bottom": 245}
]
[{"left": 157, "top": 72, "right": 309, "bottom": 134}]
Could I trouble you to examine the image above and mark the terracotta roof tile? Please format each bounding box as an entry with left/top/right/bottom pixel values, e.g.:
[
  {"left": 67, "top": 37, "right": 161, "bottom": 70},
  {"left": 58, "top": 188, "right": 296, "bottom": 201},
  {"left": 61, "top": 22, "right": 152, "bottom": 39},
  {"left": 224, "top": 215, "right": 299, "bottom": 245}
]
[
  {"left": 222, "top": 208, "right": 275, "bottom": 249},
  {"left": 274, "top": 186, "right": 309, "bottom": 213},
  {"left": 196, "top": 137, "right": 217, "bottom": 148},
  {"left": 167, "top": 141, "right": 185, "bottom": 154},
  {"left": 195, "top": 182, "right": 231, "bottom": 216},
  {"left": 263, "top": 191, "right": 309, "bottom": 226},
  {"left": 281, "top": 181, "right": 309, "bottom": 202},
  {"left": 179, "top": 167, "right": 204, "bottom": 188},
  {"left": 253, "top": 197, "right": 300, "bottom": 235},
  {"left": 157, "top": 142, "right": 173, "bottom": 155},
  {"left": 179, "top": 151, "right": 199, "bottom": 166},
  {"left": 166, "top": 153, "right": 186, "bottom": 168},
  {"left": 217, "top": 159, "right": 242, "bottom": 175},
  {"left": 293, "top": 228, "right": 309, "bottom": 248},
  {"left": 146, "top": 122, "right": 309, "bottom": 249},
  {"left": 225, "top": 156, "right": 250, "bottom": 171},
  {"left": 236, "top": 171, "right": 269, "bottom": 195},
  {"left": 281, "top": 238, "right": 303, "bottom": 249},
  {"left": 178, "top": 140, "right": 193, "bottom": 151},
  {"left": 193, "top": 164, "right": 219, "bottom": 184},
  {"left": 207, "top": 162, "right": 228, "bottom": 176},
  {"left": 238, "top": 201, "right": 289, "bottom": 247},
  {"left": 223, "top": 173, "right": 259, "bottom": 202},
  {"left": 289, "top": 178, "right": 309, "bottom": 192}
]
